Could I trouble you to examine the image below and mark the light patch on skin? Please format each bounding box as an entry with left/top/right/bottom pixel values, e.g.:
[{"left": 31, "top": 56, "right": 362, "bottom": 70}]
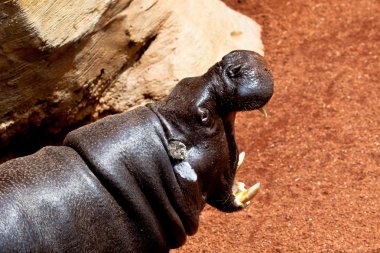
[{"left": 174, "top": 161, "right": 197, "bottom": 182}]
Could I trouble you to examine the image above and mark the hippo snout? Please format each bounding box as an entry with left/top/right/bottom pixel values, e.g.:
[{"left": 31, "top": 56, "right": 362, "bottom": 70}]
[{"left": 216, "top": 50, "right": 274, "bottom": 112}]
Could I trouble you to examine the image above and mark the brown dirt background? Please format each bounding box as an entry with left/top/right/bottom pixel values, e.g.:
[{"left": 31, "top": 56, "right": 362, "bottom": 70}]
[
  {"left": 175, "top": 0, "right": 380, "bottom": 252},
  {"left": 0, "top": 0, "right": 378, "bottom": 252}
]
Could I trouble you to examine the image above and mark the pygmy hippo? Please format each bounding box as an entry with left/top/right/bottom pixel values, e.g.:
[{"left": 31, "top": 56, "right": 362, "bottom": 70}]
[{"left": 0, "top": 50, "right": 273, "bottom": 252}]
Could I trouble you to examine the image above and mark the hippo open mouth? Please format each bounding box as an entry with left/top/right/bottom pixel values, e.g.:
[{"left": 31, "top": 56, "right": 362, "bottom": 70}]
[
  {"left": 232, "top": 109, "right": 267, "bottom": 207},
  {"left": 206, "top": 107, "right": 267, "bottom": 212}
]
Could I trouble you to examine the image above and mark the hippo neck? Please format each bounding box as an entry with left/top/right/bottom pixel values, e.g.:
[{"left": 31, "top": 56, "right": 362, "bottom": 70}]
[
  {"left": 146, "top": 104, "right": 205, "bottom": 206},
  {"left": 64, "top": 108, "right": 202, "bottom": 249}
]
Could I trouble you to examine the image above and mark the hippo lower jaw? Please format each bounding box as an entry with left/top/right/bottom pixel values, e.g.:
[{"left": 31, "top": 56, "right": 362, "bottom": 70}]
[
  {"left": 206, "top": 152, "right": 261, "bottom": 212},
  {"left": 213, "top": 152, "right": 261, "bottom": 212}
]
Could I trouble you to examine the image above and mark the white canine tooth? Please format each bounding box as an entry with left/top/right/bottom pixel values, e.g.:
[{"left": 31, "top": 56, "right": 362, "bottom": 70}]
[
  {"left": 232, "top": 181, "right": 245, "bottom": 195},
  {"left": 240, "top": 183, "right": 261, "bottom": 204},
  {"left": 259, "top": 106, "right": 268, "bottom": 118},
  {"left": 233, "top": 152, "right": 261, "bottom": 207},
  {"left": 237, "top": 152, "right": 245, "bottom": 169}
]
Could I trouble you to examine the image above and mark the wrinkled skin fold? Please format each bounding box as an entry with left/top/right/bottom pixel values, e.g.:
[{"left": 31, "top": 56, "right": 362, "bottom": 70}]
[{"left": 0, "top": 50, "right": 273, "bottom": 252}]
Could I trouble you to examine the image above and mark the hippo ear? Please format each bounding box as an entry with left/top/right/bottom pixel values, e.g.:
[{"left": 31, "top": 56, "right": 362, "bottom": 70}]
[{"left": 226, "top": 64, "right": 242, "bottom": 78}]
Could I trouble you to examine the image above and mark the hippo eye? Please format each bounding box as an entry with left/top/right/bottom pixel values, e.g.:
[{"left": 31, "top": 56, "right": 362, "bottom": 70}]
[{"left": 198, "top": 108, "right": 211, "bottom": 125}]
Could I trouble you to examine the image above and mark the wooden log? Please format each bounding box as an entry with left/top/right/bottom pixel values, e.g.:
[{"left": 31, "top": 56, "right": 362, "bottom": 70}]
[{"left": 0, "top": 0, "right": 263, "bottom": 145}]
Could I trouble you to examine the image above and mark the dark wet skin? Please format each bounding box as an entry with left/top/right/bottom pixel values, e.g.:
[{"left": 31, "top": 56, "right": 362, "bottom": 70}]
[{"left": 0, "top": 50, "right": 273, "bottom": 252}]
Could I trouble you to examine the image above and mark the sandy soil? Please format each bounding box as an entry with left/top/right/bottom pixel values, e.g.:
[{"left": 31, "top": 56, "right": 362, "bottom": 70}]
[{"left": 174, "top": 0, "right": 380, "bottom": 252}]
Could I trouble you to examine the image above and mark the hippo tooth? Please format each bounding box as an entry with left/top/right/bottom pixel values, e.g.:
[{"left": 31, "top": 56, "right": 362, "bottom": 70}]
[
  {"left": 232, "top": 181, "right": 261, "bottom": 207},
  {"left": 258, "top": 106, "right": 268, "bottom": 118},
  {"left": 237, "top": 151, "right": 245, "bottom": 170},
  {"left": 239, "top": 183, "right": 261, "bottom": 204},
  {"left": 232, "top": 181, "right": 246, "bottom": 195}
]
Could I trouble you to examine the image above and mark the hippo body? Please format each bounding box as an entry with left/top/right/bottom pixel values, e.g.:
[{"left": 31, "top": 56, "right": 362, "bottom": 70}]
[
  {"left": 0, "top": 107, "right": 200, "bottom": 252},
  {"left": 0, "top": 50, "right": 273, "bottom": 252}
]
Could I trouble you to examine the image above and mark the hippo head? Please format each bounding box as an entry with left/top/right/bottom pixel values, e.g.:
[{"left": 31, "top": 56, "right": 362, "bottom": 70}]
[{"left": 151, "top": 50, "right": 273, "bottom": 216}]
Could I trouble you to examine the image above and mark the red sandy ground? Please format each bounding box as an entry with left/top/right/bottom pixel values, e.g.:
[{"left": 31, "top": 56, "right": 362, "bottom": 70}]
[{"left": 175, "top": 0, "right": 379, "bottom": 252}]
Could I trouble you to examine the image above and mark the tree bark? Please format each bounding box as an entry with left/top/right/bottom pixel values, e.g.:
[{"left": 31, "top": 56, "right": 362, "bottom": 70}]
[{"left": 0, "top": 0, "right": 263, "bottom": 146}]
